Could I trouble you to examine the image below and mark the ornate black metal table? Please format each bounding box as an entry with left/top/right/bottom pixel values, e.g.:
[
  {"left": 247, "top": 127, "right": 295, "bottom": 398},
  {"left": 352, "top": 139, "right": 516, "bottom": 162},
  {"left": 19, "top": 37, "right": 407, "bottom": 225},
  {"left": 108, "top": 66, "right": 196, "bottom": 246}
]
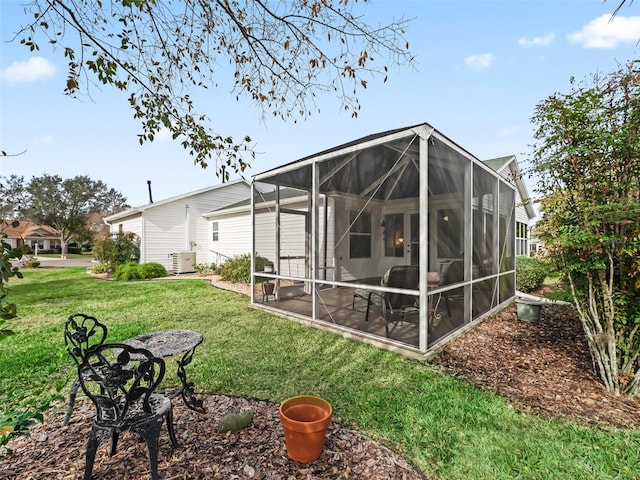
[{"left": 124, "top": 329, "right": 205, "bottom": 413}]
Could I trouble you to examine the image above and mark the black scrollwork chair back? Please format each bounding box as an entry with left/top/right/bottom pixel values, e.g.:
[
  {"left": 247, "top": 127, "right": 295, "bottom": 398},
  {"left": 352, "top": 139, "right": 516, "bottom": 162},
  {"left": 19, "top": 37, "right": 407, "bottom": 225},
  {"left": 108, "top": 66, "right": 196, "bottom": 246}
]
[
  {"left": 63, "top": 313, "right": 109, "bottom": 426},
  {"left": 78, "top": 343, "right": 178, "bottom": 480}
]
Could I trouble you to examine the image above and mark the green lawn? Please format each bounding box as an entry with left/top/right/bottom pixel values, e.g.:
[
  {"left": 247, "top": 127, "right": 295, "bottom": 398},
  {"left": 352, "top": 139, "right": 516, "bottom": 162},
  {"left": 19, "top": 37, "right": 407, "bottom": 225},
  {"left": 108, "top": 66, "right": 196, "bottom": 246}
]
[{"left": 1, "top": 267, "right": 639, "bottom": 478}]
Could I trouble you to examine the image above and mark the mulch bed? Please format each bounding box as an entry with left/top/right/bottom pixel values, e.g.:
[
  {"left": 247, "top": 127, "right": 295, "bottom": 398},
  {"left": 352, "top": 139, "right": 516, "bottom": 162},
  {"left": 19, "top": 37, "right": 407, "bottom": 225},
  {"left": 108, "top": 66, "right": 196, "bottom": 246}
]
[
  {"left": 432, "top": 303, "right": 640, "bottom": 429},
  {"left": 0, "top": 395, "right": 424, "bottom": 480}
]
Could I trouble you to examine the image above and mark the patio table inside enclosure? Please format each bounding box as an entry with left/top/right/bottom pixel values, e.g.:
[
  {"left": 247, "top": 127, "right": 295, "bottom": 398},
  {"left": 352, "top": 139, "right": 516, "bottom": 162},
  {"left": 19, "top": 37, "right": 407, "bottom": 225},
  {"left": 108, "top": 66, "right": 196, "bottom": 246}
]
[{"left": 250, "top": 124, "right": 516, "bottom": 355}]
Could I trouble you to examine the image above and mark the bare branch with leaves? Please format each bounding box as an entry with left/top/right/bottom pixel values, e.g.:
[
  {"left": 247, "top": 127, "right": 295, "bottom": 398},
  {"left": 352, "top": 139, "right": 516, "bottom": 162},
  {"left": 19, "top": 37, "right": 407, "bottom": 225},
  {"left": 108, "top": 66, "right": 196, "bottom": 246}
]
[{"left": 12, "top": 0, "right": 413, "bottom": 179}]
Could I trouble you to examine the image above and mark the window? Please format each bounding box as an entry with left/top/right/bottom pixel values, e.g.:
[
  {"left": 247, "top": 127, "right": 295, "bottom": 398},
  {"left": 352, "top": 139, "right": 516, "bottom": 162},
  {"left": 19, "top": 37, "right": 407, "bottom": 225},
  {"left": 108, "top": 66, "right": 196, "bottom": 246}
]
[
  {"left": 516, "top": 221, "right": 528, "bottom": 256},
  {"left": 212, "top": 222, "right": 219, "bottom": 242},
  {"left": 349, "top": 210, "right": 371, "bottom": 258},
  {"left": 383, "top": 213, "right": 404, "bottom": 257}
]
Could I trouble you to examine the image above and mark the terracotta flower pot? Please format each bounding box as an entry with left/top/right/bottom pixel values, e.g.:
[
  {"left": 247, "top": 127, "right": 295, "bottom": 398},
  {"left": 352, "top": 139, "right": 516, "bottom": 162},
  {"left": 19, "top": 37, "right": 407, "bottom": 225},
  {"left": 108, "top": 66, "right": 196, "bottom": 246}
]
[{"left": 279, "top": 395, "right": 332, "bottom": 464}]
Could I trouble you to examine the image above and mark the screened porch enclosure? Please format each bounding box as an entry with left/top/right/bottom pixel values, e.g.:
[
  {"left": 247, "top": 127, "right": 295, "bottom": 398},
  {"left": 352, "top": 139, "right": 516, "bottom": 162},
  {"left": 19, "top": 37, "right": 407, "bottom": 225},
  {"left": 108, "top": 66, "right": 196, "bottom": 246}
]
[{"left": 251, "top": 124, "right": 515, "bottom": 354}]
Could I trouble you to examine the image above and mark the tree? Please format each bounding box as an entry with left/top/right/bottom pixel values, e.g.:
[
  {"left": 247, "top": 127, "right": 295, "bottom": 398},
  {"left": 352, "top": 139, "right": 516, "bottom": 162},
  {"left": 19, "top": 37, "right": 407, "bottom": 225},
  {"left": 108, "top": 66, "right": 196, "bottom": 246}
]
[
  {"left": 3, "top": 174, "right": 129, "bottom": 257},
  {"left": 0, "top": 175, "right": 28, "bottom": 220},
  {"left": 79, "top": 208, "right": 127, "bottom": 247},
  {"left": 13, "top": 0, "right": 413, "bottom": 179},
  {"left": 0, "top": 221, "right": 31, "bottom": 340},
  {"left": 530, "top": 63, "right": 640, "bottom": 396}
]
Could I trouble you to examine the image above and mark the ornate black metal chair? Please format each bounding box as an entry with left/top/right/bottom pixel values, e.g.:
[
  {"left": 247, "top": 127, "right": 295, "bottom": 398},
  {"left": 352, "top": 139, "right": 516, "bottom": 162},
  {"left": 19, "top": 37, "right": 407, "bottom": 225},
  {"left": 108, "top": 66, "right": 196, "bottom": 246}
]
[
  {"left": 63, "top": 313, "right": 108, "bottom": 426},
  {"left": 78, "top": 343, "right": 179, "bottom": 480}
]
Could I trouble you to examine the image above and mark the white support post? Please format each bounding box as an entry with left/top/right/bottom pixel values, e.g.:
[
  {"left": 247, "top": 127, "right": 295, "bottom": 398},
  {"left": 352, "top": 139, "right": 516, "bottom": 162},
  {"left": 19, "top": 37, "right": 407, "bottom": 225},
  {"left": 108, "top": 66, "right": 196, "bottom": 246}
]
[
  {"left": 311, "top": 162, "right": 320, "bottom": 320},
  {"left": 418, "top": 127, "right": 430, "bottom": 352}
]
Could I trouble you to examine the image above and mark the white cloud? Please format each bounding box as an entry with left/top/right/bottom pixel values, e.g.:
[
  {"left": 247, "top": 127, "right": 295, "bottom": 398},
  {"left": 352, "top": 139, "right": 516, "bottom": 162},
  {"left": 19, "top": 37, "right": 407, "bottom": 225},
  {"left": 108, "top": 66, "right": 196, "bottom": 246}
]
[
  {"left": 0, "top": 56, "right": 56, "bottom": 83},
  {"left": 498, "top": 126, "right": 520, "bottom": 137},
  {"left": 519, "top": 33, "right": 556, "bottom": 47},
  {"left": 464, "top": 53, "right": 494, "bottom": 70},
  {"left": 567, "top": 14, "right": 640, "bottom": 49},
  {"left": 155, "top": 128, "right": 174, "bottom": 142},
  {"left": 34, "top": 134, "right": 54, "bottom": 145}
]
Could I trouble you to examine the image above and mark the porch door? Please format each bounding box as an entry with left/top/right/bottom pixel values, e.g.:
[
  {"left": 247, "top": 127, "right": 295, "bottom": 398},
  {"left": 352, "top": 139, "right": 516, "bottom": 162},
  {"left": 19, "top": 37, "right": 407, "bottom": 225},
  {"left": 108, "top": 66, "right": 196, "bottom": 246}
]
[
  {"left": 409, "top": 212, "right": 419, "bottom": 266},
  {"left": 279, "top": 210, "right": 309, "bottom": 279}
]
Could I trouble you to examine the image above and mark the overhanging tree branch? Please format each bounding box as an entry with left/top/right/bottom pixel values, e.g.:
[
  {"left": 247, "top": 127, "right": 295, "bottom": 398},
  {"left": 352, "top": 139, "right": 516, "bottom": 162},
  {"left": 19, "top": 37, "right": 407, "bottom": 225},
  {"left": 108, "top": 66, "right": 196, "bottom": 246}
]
[{"left": 13, "top": 0, "right": 414, "bottom": 176}]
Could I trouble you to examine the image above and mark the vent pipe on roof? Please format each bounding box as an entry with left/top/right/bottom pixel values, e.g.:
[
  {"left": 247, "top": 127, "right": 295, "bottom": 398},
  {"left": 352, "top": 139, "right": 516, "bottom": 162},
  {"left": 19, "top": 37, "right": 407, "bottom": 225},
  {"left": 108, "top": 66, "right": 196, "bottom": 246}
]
[{"left": 147, "top": 180, "right": 153, "bottom": 203}]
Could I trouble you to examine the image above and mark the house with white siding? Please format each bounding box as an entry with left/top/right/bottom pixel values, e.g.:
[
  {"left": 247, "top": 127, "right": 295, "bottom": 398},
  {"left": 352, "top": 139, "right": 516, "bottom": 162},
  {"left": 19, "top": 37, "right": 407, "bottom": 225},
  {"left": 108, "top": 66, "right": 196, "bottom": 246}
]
[
  {"left": 483, "top": 156, "right": 537, "bottom": 256},
  {"left": 103, "top": 179, "right": 251, "bottom": 272}
]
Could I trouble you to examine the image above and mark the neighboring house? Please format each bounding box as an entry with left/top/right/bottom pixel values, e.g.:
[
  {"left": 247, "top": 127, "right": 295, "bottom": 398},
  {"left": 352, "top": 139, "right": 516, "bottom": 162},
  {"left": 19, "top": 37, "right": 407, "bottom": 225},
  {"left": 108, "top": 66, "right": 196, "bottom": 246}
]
[
  {"left": 1, "top": 220, "right": 61, "bottom": 253},
  {"left": 483, "top": 156, "right": 537, "bottom": 256},
  {"left": 528, "top": 225, "right": 544, "bottom": 255},
  {"left": 249, "top": 122, "right": 527, "bottom": 357},
  {"left": 103, "top": 180, "right": 251, "bottom": 272}
]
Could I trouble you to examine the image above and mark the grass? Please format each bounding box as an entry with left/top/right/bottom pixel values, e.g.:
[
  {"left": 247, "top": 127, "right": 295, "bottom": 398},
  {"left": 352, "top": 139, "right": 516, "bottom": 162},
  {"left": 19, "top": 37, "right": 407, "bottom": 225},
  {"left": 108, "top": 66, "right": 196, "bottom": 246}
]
[
  {"left": 2, "top": 267, "right": 640, "bottom": 479},
  {"left": 33, "top": 252, "right": 92, "bottom": 259}
]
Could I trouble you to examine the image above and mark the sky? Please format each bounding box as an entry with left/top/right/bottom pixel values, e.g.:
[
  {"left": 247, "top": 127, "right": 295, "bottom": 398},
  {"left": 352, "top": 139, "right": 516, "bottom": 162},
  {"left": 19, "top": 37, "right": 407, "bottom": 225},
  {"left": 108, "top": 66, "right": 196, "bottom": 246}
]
[{"left": 1, "top": 0, "right": 639, "bottom": 208}]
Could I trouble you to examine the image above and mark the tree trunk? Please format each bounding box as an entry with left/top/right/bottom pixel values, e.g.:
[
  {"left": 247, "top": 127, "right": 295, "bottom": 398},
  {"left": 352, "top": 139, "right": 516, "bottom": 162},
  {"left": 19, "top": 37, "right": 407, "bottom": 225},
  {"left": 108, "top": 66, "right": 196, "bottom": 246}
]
[
  {"left": 568, "top": 272, "right": 620, "bottom": 395},
  {"left": 60, "top": 234, "right": 68, "bottom": 259}
]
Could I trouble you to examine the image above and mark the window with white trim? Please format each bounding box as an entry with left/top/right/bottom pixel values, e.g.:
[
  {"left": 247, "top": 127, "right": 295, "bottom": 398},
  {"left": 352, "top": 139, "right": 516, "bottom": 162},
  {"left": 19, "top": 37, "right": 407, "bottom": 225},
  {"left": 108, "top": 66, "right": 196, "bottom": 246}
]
[
  {"left": 516, "top": 221, "right": 528, "bottom": 256},
  {"left": 349, "top": 210, "right": 371, "bottom": 259},
  {"left": 212, "top": 221, "right": 219, "bottom": 242}
]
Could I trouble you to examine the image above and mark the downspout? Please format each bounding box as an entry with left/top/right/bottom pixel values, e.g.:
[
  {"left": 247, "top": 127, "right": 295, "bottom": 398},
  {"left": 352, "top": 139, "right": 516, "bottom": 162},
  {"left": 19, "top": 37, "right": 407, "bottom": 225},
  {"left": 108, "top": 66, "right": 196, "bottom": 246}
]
[
  {"left": 141, "top": 214, "right": 146, "bottom": 263},
  {"left": 186, "top": 204, "right": 191, "bottom": 251},
  {"left": 250, "top": 183, "right": 256, "bottom": 304},
  {"left": 323, "top": 195, "right": 328, "bottom": 281}
]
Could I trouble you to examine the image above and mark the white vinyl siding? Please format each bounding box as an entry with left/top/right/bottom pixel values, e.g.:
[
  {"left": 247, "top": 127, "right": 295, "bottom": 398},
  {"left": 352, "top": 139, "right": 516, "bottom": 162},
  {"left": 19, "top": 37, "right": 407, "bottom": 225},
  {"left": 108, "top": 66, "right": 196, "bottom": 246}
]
[
  {"left": 220, "top": 195, "right": 334, "bottom": 280},
  {"left": 209, "top": 214, "right": 253, "bottom": 266},
  {"left": 109, "top": 215, "right": 143, "bottom": 238},
  {"left": 105, "top": 181, "right": 251, "bottom": 271}
]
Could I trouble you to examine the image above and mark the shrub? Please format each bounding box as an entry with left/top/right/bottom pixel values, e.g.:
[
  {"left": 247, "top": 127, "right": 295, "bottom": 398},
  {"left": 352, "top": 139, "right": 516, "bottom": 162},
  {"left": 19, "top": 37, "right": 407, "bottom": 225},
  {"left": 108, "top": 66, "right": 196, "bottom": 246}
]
[
  {"left": 113, "top": 262, "right": 167, "bottom": 281},
  {"left": 113, "top": 262, "right": 141, "bottom": 281},
  {"left": 217, "top": 254, "right": 272, "bottom": 283},
  {"left": 218, "top": 254, "right": 251, "bottom": 283},
  {"left": 516, "top": 256, "right": 550, "bottom": 293},
  {"left": 138, "top": 262, "right": 168, "bottom": 279},
  {"left": 193, "top": 263, "right": 216, "bottom": 276},
  {"left": 93, "top": 232, "right": 139, "bottom": 267},
  {"left": 91, "top": 262, "right": 113, "bottom": 274},
  {"left": 25, "top": 257, "right": 40, "bottom": 268}
]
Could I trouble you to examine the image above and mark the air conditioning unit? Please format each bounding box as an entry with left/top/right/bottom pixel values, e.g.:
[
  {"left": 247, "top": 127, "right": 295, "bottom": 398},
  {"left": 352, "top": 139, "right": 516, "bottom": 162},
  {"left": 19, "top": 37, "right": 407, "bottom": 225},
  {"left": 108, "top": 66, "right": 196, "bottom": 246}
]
[{"left": 171, "top": 251, "right": 196, "bottom": 274}]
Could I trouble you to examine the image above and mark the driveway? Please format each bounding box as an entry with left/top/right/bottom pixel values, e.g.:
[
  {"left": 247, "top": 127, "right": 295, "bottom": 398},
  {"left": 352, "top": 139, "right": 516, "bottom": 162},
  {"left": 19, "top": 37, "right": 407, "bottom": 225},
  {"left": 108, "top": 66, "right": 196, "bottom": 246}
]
[{"left": 32, "top": 257, "right": 96, "bottom": 268}]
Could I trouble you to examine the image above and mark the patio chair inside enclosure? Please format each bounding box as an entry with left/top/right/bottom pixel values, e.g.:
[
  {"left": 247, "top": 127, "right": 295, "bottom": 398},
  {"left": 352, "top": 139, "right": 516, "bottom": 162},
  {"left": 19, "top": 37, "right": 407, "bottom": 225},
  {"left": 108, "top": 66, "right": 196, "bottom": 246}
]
[
  {"left": 78, "top": 343, "right": 179, "bottom": 480},
  {"left": 438, "top": 260, "right": 465, "bottom": 316},
  {"left": 353, "top": 265, "right": 420, "bottom": 337},
  {"left": 63, "top": 313, "right": 108, "bottom": 426}
]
